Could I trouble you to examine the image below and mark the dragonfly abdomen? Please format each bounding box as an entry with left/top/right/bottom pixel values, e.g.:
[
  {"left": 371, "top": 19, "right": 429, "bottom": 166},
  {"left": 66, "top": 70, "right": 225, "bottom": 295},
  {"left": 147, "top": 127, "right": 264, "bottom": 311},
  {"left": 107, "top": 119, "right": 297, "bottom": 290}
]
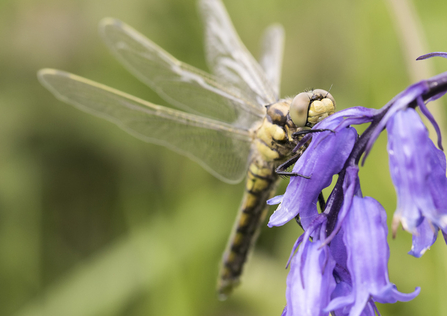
[
  {"left": 217, "top": 100, "right": 297, "bottom": 299},
  {"left": 217, "top": 157, "right": 279, "bottom": 300}
]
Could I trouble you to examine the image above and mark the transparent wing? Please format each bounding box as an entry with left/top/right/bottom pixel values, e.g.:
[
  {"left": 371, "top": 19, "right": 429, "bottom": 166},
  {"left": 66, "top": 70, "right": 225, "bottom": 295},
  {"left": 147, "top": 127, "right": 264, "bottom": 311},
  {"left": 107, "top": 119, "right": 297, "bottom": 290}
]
[
  {"left": 38, "top": 69, "right": 253, "bottom": 184},
  {"left": 99, "top": 18, "right": 264, "bottom": 129},
  {"left": 199, "top": 0, "right": 279, "bottom": 104},
  {"left": 259, "top": 24, "right": 284, "bottom": 98}
]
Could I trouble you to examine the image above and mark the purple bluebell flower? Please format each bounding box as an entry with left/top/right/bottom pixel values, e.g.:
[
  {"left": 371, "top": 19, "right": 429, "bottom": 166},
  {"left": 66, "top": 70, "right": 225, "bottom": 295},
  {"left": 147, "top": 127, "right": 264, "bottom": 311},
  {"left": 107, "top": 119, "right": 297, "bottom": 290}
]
[
  {"left": 281, "top": 216, "right": 336, "bottom": 316},
  {"left": 325, "top": 196, "right": 420, "bottom": 315},
  {"left": 325, "top": 167, "right": 398, "bottom": 316},
  {"left": 406, "top": 133, "right": 447, "bottom": 256},
  {"left": 387, "top": 107, "right": 447, "bottom": 235},
  {"left": 284, "top": 238, "right": 336, "bottom": 316}
]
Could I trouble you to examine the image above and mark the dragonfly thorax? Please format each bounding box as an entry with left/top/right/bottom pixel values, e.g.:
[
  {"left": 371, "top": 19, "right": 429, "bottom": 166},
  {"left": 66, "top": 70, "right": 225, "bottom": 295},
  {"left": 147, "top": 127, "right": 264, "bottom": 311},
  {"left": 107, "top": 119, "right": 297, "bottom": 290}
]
[
  {"left": 253, "top": 89, "right": 336, "bottom": 165},
  {"left": 252, "top": 98, "right": 303, "bottom": 165}
]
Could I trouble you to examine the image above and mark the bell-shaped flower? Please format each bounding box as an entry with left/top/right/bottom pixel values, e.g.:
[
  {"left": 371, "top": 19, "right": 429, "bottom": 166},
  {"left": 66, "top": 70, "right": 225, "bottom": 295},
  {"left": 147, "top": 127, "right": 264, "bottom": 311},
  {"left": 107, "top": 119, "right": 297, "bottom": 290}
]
[
  {"left": 326, "top": 168, "right": 378, "bottom": 316},
  {"left": 325, "top": 196, "right": 420, "bottom": 316},
  {"left": 284, "top": 237, "right": 336, "bottom": 316},
  {"left": 387, "top": 107, "right": 447, "bottom": 235}
]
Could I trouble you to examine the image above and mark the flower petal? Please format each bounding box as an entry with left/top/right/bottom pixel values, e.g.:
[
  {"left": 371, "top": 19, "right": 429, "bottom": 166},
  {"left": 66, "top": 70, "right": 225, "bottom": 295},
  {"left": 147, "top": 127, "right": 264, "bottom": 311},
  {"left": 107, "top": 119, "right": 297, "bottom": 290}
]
[
  {"left": 285, "top": 239, "right": 336, "bottom": 316},
  {"left": 408, "top": 218, "right": 438, "bottom": 258},
  {"left": 324, "top": 166, "right": 361, "bottom": 245},
  {"left": 329, "top": 230, "right": 349, "bottom": 272},
  {"left": 333, "top": 196, "right": 419, "bottom": 315},
  {"left": 387, "top": 108, "right": 447, "bottom": 233},
  {"left": 267, "top": 195, "right": 283, "bottom": 205},
  {"left": 315, "top": 106, "right": 377, "bottom": 129},
  {"left": 268, "top": 126, "right": 357, "bottom": 228},
  {"left": 425, "top": 140, "right": 447, "bottom": 229},
  {"left": 326, "top": 234, "right": 380, "bottom": 316}
]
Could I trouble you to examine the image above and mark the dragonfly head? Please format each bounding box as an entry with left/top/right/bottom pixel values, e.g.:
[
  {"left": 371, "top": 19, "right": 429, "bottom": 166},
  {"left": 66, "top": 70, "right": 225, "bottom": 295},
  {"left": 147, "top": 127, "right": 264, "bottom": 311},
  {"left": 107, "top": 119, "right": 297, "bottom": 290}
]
[{"left": 289, "top": 89, "right": 336, "bottom": 128}]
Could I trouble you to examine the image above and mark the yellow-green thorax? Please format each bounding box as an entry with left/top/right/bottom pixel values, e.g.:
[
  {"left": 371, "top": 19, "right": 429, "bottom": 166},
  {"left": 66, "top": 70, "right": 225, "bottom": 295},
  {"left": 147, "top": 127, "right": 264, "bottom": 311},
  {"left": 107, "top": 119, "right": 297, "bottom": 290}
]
[{"left": 253, "top": 93, "right": 335, "bottom": 165}]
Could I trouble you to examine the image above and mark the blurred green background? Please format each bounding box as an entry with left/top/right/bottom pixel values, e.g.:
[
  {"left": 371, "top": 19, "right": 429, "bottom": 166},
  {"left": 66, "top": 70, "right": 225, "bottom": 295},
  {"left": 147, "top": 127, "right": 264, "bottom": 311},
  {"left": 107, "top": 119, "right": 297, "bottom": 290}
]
[{"left": 1, "top": 0, "right": 447, "bottom": 315}]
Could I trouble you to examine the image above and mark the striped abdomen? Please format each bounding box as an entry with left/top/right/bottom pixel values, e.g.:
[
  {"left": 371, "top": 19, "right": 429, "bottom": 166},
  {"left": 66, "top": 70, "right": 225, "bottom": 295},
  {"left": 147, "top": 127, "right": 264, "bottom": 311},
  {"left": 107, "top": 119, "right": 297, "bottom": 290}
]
[{"left": 217, "top": 156, "right": 279, "bottom": 299}]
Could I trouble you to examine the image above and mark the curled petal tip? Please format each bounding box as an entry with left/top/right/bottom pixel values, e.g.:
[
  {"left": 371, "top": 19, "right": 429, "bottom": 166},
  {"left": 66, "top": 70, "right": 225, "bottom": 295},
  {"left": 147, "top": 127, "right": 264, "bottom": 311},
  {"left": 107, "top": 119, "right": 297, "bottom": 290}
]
[
  {"left": 268, "top": 215, "right": 290, "bottom": 228},
  {"left": 267, "top": 203, "right": 292, "bottom": 227},
  {"left": 267, "top": 195, "right": 283, "bottom": 205}
]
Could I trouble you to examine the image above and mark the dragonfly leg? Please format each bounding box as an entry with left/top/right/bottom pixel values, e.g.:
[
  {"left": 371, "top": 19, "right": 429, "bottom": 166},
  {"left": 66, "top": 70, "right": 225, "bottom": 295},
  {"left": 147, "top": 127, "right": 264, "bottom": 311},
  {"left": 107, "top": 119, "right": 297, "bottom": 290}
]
[
  {"left": 294, "top": 214, "right": 304, "bottom": 230},
  {"left": 292, "top": 128, "right": 334, "bottom": 138},
  {"left": 276, "top": 129, "right": 334, "bottom": 177},
  {"left": 275, "top": 155, "right": 310, "bottom": 178},
  {"left": 318, "top": 191, "right": 326, "bottom": 211}
]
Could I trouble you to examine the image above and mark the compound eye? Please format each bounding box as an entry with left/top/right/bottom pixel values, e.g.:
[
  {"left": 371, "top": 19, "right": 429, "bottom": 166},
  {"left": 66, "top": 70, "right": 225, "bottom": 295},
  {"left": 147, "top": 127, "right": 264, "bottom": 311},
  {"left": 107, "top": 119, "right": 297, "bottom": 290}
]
[
  {"left": 290, "top": 92, "right": 311, "bottom": 127},
  {"left": 312, "top": 89, "right": 336, "bottom": 108}
]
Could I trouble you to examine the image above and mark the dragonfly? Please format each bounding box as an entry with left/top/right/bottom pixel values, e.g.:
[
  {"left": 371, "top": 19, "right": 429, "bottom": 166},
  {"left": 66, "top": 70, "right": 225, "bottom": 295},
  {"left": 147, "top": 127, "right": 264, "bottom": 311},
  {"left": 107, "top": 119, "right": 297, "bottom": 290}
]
[{"left": 38, "top": 0, "right": 335, "bottom": 299}]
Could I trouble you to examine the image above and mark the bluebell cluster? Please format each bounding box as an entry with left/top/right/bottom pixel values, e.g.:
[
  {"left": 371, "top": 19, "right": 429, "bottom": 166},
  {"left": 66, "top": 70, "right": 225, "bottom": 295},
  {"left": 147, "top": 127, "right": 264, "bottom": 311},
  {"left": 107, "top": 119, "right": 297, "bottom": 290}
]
[{"left": 268, "top": 53, "right": 447, "bottom": 316}]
